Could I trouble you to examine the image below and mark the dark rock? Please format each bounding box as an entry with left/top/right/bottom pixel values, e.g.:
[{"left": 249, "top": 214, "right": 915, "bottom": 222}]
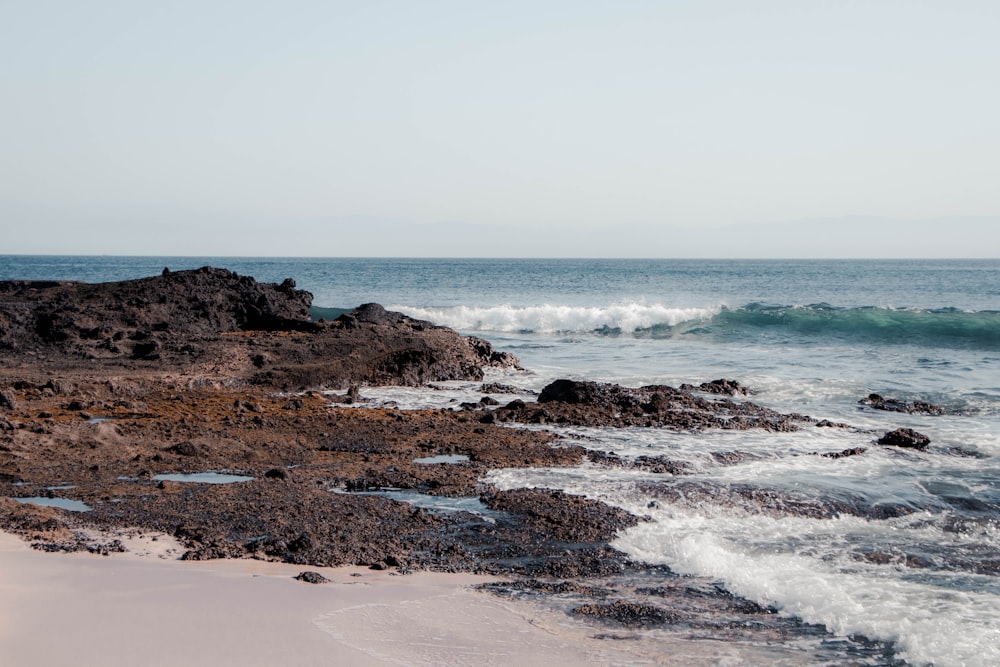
[
  {"left": 481, "top": 488, "right": 638, "bottom": 542},
  {"left": 165, "top": 441, "right": 204, "bottom": 457},
  {"left": 65, "top": 399, "right": 87, "bottom": 411},
  {"left": 480, "top": 383, "right": 523, "bottom": 394},
  {"left": 538, "top": 379, "right": 607, "bottom": 404},
  {"left": 287, "top": 533, "right": 313, "bottom": 552},
  {"left": 2, "top": 270, "right": 517, "bottom": 390},
  {"left": 498, "top": 379, "right": 806, "bottom": 432},
  {"left": 131, "top": 341, "right": 161, "bottom": 359},
  {"left": 572, "top": 600, "right": 675, "bottom": 627},
  {"left": 479, "top": 579, "right": 608, "bottom": 598},
  {"left": 679, "top": 379, "right": 751, "bottom": 396},
  {"left": 877, "top": 428, "right": 931, "bottom": 450},
  {"left": 821, "top": 447, "right": 868, "bottom": 459},
  {"left": 343, "top": 303, "right": 404, "bottom": 327},
  {"left": 587, "top": 450, "right": 688, "bottom": 474},
  {"left": 860, "top": 393, "right": 945, "bottom": 415},
  {"left": 0, "top": 390, "right": 16, "bottom": 410},
  {"left": 295, "top": 571, "right": 329, "bottom": 584},
  {"left": 264, "top": 468, "right": 288, "bottom": 480}
]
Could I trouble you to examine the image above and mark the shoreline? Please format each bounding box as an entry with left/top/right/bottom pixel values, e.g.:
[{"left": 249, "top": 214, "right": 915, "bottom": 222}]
[{"left": 0, "top": 529, "right": 655, "bottom": 667}]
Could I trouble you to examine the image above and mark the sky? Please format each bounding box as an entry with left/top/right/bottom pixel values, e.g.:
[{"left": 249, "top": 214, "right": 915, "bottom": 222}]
[{"left": 1, "top": 0, "right": 998, "bottom": 257}]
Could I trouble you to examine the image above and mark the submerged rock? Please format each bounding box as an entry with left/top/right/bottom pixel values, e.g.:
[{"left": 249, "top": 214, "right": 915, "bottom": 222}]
[
  {"left": 860, "top": 393, "right": 945, "bottom": 415},
  {"left": 679, "top": 379, "right": 752, "bottom": 396},
  {"left": 572, "top": 600, "right": 676, "bottom": 627},
  {"left": 820, "top": 447, "right": 868, "bottom": 459}
]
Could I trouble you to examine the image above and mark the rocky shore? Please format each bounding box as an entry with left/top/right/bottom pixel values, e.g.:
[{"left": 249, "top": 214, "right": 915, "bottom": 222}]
[{"left": 0, "top": 268, "right": 929, "bottom": 640}]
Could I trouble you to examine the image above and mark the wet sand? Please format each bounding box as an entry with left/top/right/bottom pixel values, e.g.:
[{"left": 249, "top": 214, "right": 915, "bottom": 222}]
[{"left": 0, "top": 530, "right": 654, "bottom": 667}]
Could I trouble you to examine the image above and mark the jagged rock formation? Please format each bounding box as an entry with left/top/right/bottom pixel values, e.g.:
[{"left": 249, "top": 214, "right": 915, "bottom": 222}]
[
  {"left": 0, "top": 267, "right": 517, "bottom": 390},
  {"left": 487, "top": 379, "right": 809, "bottom": 431}
]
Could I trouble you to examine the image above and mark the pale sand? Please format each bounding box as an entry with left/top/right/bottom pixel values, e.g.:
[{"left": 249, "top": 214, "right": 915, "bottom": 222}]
[{"left": 0, "top": 530, "right": 662, "bottom": 667}]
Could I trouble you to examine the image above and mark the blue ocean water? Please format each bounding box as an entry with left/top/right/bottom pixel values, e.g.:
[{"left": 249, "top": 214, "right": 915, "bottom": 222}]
[{"left": 2, "top": 255, "right": 999, "bottom": 665}]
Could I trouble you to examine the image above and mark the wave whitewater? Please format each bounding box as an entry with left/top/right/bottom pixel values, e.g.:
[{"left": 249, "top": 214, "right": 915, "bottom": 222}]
[
  {"left": 392, "top": 302, "right": 1000, "bottom": 349},
  {"left": 392, "top": 303, "right": 721, "bottom": 335}
]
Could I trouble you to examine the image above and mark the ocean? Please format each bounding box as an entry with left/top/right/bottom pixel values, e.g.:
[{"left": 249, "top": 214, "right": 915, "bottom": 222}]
[{"left": 2, "top": 256, "right": 999, "bottom": 666}]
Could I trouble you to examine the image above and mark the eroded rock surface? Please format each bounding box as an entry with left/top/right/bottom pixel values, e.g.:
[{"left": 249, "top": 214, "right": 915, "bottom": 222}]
[
  {"left": 489, "top": 379, "right": 808, "bottom": 431},
  {"left": 0, "top": 267, "right": 518, "bottom": 390}
]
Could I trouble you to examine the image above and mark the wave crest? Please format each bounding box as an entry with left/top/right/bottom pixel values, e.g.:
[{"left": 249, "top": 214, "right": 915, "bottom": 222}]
[
  {"left": 392, "top": 303, "right": 720, "bottom": 334},
  {"left": 391, "top": 302, "right": 1000, "bottom": 349}
]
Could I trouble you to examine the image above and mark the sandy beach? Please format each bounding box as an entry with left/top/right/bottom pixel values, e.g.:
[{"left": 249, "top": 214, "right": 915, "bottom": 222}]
[{"left": 0, "top": 530, "right": 662, "bottom": 667}]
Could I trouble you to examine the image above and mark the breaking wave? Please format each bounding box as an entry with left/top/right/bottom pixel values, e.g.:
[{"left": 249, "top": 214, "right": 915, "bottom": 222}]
[
  {"left": 392, "top": 303, "right": 721, "bottom": 335},
  {"left": 392, "top": 302, "right": 1000, "bottom": 350}
]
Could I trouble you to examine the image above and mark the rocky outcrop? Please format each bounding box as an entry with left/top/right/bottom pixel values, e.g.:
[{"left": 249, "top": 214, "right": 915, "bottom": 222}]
[
  {"left": 0, "top": 268, "right": 518, "bottom": 390},
  {"left": 0, "top": 268, "right": 314, "bottom": 352},
  {"left": 480, "top": 488, "right": 638, "bottom": 542},
  {"left": 294, "top": 571, "right": 330, "bottom": 584},
  {"left": 860, "top": 393, "right": 945, "bottom": 415},
  {"left": 877, "top": 428, "right": 931, "bottom": 450},
  {"left": 490, "top": 379, "right": 808, "bottom": 431}
]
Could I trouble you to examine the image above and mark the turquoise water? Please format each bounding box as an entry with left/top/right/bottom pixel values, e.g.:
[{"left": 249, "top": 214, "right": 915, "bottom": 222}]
[{"left": 2, "top": 255, "right": 999, "bottom": 666}]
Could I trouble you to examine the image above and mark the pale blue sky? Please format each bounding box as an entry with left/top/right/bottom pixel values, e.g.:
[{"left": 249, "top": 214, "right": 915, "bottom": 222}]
[{"left": 1, "top": 1, "right": 998, "bottom": 256}]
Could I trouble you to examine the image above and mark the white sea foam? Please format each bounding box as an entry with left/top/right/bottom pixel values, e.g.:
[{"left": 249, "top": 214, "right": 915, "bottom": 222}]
[
  {"left": 488, "top": 455, "right": 1000, "bottom": 667},
  {"left": 329, "top": 369, "right": 541, "bottom": 411},
  {"left": 613, "top": 510, "right": 1000, "bottom": 667},
  {"left": 390, "top": 302, "right": 720, "bottom": 334}
]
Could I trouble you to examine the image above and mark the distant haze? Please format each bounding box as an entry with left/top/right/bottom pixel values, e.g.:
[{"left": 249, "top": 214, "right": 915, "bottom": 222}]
[{"left": 1, "top": 2, "right": 998, "bottom": 258}]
